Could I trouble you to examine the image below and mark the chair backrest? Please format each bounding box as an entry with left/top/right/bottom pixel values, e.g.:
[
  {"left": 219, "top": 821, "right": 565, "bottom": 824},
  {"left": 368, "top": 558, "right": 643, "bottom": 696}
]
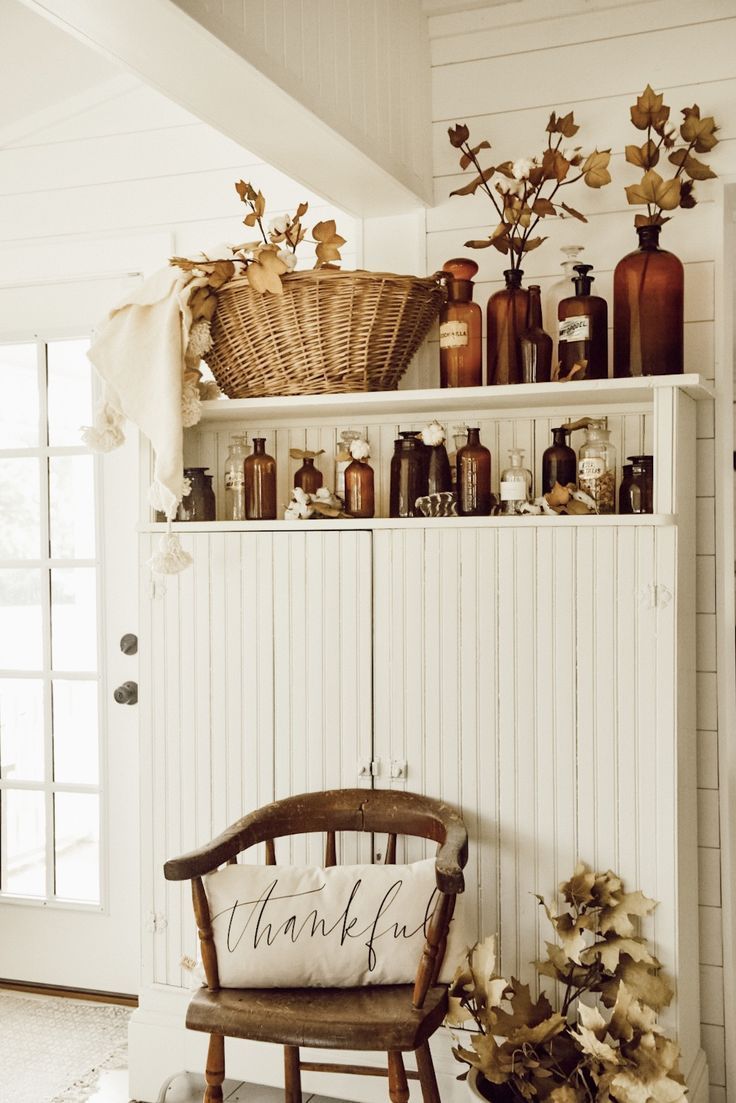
[{"left": 164, "top": 788, "right": 468, "bottom": 1007}]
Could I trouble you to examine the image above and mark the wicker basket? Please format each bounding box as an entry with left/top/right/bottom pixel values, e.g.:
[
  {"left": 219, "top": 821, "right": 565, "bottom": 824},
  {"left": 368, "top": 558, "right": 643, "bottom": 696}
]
[{"left": 204, "top": 268, "right": 444, "bottom": 398}]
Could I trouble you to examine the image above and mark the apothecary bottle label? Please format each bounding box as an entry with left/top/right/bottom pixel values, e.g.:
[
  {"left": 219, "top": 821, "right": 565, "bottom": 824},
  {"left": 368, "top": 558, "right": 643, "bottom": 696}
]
[
  {"left": 225, "top": 471, "right": 245, "bottom": 489},
  {"left": 500, "top": 479, "right": 526, "bottom": 501},
  {"left": 559, "top": 316, "right": 590, "bottom": 342},
  {"left": 579, "top": 457, "right": 605, "bottom": 480},
  {"left": 440, "top": 320, "right": 469, "bottom": 349}
]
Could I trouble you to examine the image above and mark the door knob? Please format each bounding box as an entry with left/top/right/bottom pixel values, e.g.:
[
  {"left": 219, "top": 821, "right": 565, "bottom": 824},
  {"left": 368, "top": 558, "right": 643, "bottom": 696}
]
[
  {"left": 114, "top": 680, "right": 138, "bottom": 705},
  {"left": 120, "top": 633, "right": 138, "bottom": 655}
]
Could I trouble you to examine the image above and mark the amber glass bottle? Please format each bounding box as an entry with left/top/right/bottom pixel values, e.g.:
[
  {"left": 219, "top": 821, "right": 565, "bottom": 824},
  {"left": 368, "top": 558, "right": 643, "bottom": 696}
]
[
  {"left": 244, "top": 438, "right": 277, "bottom": 520},
  {"left": 440, "top": 258, "right": 483, "bottom": 387},
  {"left": 520, "top": 285, "right": 552, "bottom": 383},
  {"left": 293, "top": 456, "right": 323, "bottom": 494},
  {"left": 487, "top": 269, "right": 529, "bottom": 385},
  {"left": 456, "top": 427, "right": 492, "bottom": 516},
  {"left": 558, "top": 263, "right": 608, "bottom": 380},
  {"left": 542, "top": 427, "right": 577, "bottom": 494},
  {"left": 389, "top": 435, "right": 428, "bottom": 518},
  {"left": 613, "top": 225, "right": 684, "bottom": 376},
  {"left": 344, "top": 459, "right": 375, "bottom": 518}
]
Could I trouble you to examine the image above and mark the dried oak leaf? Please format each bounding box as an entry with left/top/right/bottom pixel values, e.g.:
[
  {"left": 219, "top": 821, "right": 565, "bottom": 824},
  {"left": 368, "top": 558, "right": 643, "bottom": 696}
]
[
  {"left": 626, "top": 140, "right": 660, "bottom": 169},
  {"left": 630, "top": 85, "right": 670, "bottom": 131},
  {"left": 582, "top": 149, "right": 611, "bottom": 188},
  {"left": 450, "top": 167, "right": 495, "bottom": 196},
  {"left": 448, "top": 123, "right": 470, "bottom": 148},
  {"left": 599, "top": 890, "right": 657, "bottom": 938},
  {"left": 680, "top": 105, "right": 719, "bottom": 152},
  {"left": 625, "top": 170, "right": 681, "bottom": 210}
]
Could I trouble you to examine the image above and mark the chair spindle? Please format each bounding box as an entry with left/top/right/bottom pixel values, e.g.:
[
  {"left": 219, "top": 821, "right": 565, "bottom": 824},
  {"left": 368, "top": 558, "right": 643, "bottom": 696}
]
[
  {"left": 265, "top": 838, "right": 276, "bottom": 865},
  {"left": 192, "top": 876, "right": 220, "bottom": 991},
  {"left": 383, "top": 833, "right": 397, "bottom": 864},
  {"left": 325, "top": 830, "right": 337, "bottom": 867}
]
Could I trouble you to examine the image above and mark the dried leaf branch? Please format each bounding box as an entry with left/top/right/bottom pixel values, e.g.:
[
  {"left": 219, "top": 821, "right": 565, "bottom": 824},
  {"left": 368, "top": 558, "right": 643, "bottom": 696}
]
[
  {"left": 446, "top": 863, "right": 685, "bottom": 1103},
  {"left": 624, "top": 84, "right": 719, "bottom": 226},
  {"left": 448, "top": 113, "right": 611, "bottom": 269}
]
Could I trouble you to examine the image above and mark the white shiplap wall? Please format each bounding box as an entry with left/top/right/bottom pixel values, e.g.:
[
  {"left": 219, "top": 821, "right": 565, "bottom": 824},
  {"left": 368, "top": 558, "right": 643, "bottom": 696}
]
[{"left": 426, "top": 1, "right": 734, "bottom": 1097}]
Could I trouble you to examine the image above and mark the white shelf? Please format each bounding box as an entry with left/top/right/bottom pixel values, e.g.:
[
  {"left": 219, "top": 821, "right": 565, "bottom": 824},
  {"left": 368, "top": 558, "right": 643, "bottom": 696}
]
[
  {"left": 196, "top": 374, "right": 713, "bottom": 425},
  {"left": 141, "top": 514, "right": 675, "bottom": 533}
]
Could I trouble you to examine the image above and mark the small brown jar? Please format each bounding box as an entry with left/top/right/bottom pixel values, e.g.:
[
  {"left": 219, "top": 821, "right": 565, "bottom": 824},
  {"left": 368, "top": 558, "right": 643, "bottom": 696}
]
[
  {"left": 558, "top": 263, "right": 608, "bottom": 380},
  {"left": 245, "top": 438, "right": 277, "bottom": 520},
  {"left": 623, "top": 455, "right": 654, "bottom": 514},
  {"left": 542, "top": 426, "right": 577, "bottom": 494},
  {"left": 294, "top": 456, "right": 323, "bottom": 494},
  {"left": 345, "top": 459, "right": 375, "bottom": 518},
  {"left": 426, "top": 443, "right": 453, "bottom": 494},
  {"left": 456, "top": 427, "right": 492, "bottom": 516},
  {"left": 390, "top": 434, "right": 428, "bottom": 518}
]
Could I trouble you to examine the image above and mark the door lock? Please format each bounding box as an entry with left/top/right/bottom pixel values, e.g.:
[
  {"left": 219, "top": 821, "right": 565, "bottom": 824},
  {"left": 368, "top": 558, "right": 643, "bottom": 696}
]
[{"left": 114, "top": 680, "right": 138, "bottom": 705}]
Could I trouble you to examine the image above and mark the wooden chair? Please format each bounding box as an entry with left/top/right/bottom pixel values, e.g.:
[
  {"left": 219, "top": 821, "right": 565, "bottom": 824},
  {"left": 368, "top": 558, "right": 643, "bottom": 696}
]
[{"left": 164, "top": 787, "right": 468, "bottom": 1103}]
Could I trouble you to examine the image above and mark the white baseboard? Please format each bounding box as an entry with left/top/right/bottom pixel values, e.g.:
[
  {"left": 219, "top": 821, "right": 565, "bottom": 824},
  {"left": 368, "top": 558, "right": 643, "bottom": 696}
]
[{"left": 128, "top": 986, "right": 710, "bottom": 1103}]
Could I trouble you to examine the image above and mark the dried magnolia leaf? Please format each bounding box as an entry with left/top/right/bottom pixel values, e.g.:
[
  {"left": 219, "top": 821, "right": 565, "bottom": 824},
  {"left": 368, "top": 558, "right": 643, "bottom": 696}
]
[
  {"left": 560, "top": 201, "right": 588, "bottom": 222},
  {"left": 450, "top": 167, "right": 495, "bottom": 196},
  {"left": 630, "top": 84, "right": 670, "bottom": 131}
]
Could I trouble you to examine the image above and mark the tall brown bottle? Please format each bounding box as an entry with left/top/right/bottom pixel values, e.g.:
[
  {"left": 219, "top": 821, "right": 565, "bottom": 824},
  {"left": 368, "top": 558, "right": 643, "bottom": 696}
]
[
  {"left": 557, "top": 263, "right": 608, "bottom": 380},
  {"left": 344, "top": 459, "right": 375, "bottom": 518},
  {"left": 520, "top": 285, "right": 552, "bottom": 383},
  {"left": 439, "top": 258, "right": 483, "bottom": 387},
  {"left": 456, "top": 427, "right": 492, "bottom": 516},
  {"left": 245, "top": 438, "right": 277, "bottom": 520},
  {"left": 487, "top": 269, "right": 529, "bottom": 385},
  {"left": 613, "top": 224, "right": 683, "bottom": 376}
]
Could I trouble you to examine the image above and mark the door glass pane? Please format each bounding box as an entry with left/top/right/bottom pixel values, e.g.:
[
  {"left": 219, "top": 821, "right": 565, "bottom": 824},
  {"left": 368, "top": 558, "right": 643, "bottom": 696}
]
[
  {"left": 49, "top": 456, "right": 96, "bottom": 559},
  {"left": 0, "top": 678, "right": 44, "bottom": 780},
  {"left": 52, "top": 680, "right": 98, "bottom": 784},
  {"left": 54, "top": 792, "right": 99, "bottom": 902},
  {"left": 0, "top": 569, "right": 43, "bottom": 669},
  {"left": 2, "top": 789, "right": 45, "bottom": 896},
  {"left": 0, "top": 458, "right": 41, "bottom": 559},
  {"left": 51, "top": 568, "right": 97, "bottom": 672},
  {"left": 47, "top": 340, "right": 92, "bottom": 447},
  {"left": 0, "top": 344, "right": 38, "bottom": 448}
]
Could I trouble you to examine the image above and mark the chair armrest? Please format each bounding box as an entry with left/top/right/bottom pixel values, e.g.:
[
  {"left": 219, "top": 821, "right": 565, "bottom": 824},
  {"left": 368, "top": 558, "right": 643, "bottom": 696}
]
[{"left": 163, "top": 819, "right": 252, "bottom": 880}]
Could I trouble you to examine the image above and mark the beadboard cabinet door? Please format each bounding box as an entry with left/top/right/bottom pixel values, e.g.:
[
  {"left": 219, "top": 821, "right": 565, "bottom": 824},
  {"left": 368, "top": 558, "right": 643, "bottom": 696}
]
[
  {"left": 139, "top": 529, "right": 372, "bottom": 988},
  {"left": 371, "top": 524, "right": 696, "bottom": 1062}
]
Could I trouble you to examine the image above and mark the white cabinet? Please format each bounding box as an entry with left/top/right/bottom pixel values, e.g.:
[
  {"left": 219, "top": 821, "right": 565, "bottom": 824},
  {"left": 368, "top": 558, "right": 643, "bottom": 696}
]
[{"left": 131, "top": 376, "right": 708, "bottom": 1103}]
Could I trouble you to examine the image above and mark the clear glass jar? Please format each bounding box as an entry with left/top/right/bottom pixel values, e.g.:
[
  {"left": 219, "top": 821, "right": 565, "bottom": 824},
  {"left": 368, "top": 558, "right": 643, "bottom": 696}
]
[
  {"left": 223, "top": 434, "right": 248, "bottom": 521},
  {"left": 544, "top": 244, "right": 584, "bottom": 335},
  {"left": 578, "top": 420, "right": 617, "bottom": 514},
  {"left": 498, "top": 449, "right": 532, "bottom": 514}
]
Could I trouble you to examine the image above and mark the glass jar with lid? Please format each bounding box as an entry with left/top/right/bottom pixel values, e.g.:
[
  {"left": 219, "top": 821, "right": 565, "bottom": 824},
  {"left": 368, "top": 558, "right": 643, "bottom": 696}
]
[
  {"left": 577, "top": 420, "right": 616, "bottom": 514},
  {"left": 498, "top": 449, "right": 532, "bottom": 515},
  {"left": 621, "top": 455, "right": 654, "bottom": 514},
  {"left": 223, "top": 434, "right": 248, "bottom": 521}
]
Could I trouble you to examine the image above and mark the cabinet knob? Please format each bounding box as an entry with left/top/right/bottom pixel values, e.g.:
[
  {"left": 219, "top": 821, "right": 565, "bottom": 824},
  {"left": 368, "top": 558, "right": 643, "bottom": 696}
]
[
  {"left": 120, "top": 633, "right": 138, "bottom": 655},
  {"left": 114, "top": 680, "right": 138, "bottom": 705}
]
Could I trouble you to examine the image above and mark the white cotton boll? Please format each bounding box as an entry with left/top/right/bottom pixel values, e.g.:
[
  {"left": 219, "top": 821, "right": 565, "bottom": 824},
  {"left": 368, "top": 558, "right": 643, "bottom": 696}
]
[
  {"left": 420, "top": 421, "right": 445, "bottom": 447},
  {"left": 293, "top": 487, "right": 310, "bottom": 504},
  {"left": 278, "top": 249, "right": 297, "bottom": 271},
  {"left": 268, "top": 215, "right": 289, "bottom": 235},
  {"left": 512, "top": 158, "right": 533, "bottom": 180},
  {"left": 314, "top": 487, "right": 332, "bottom": 501},
  {"left": 349, "top": 437, "right": 371, "bottom": 460}
]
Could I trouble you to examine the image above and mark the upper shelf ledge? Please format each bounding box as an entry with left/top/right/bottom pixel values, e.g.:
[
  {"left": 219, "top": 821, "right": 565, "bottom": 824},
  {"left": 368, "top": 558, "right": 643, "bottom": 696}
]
[{"left": 196, "top": 374, "right": 713, "bottom": 424}]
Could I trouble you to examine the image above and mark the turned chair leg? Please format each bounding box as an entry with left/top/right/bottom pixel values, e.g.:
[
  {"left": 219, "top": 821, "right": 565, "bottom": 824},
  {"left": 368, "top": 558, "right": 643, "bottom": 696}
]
[
  {"left": 204, "top": 1033, "right": 225, "bottom": 1103},
  {"left": 387, "top": 1051, "right": 410, "bottom": 1103},
  {"left": 284, "top": 1044, "right": 302, "bottom": 1103},
  {"left": 415, "top": 1042, "right": 441, "bottom": 1103}
]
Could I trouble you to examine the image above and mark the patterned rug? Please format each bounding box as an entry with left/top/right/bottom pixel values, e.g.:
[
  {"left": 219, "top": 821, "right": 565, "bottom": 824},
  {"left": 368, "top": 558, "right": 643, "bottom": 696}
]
[{"left": 0, "top": 990, "right": 131, "bottom": 1103}]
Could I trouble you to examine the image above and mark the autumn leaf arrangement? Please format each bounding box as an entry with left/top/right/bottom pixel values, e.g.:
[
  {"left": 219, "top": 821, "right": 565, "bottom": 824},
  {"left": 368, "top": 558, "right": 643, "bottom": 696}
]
[
  {"left": 624, "top": 84, "right": 719, "bottom": 227},
  {"left": 447, "top": 863, "right": 684, "bottom": 1103},
  {"left": 171, "top": 179, "right": 347, "bottom": 298},
  {"left": 447, "top": 114, "right": 611, "bottom": 267}
]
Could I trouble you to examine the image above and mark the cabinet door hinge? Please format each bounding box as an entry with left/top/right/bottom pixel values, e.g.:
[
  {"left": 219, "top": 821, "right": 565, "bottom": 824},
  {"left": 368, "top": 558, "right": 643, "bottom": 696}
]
[{"left": 639, "top": 583, "right": 673, "bottom": 610}]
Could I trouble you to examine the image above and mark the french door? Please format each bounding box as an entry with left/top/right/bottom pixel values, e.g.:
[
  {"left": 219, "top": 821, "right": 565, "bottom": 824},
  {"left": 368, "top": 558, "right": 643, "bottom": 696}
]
[{"left": 0, "top": 335, "right": 139, "bottom": 993}]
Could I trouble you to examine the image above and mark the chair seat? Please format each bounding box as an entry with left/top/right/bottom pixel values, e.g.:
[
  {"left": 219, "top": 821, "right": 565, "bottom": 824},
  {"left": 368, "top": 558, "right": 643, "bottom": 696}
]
[{"left": 186, "top": 983, "right": 449, "bottom": 1052}]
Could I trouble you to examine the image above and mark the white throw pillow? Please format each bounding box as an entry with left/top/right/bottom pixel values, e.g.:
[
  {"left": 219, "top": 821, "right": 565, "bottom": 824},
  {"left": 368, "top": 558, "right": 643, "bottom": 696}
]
[{"left": 203, "top": 857, "right": 466, "bottom": 988}]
